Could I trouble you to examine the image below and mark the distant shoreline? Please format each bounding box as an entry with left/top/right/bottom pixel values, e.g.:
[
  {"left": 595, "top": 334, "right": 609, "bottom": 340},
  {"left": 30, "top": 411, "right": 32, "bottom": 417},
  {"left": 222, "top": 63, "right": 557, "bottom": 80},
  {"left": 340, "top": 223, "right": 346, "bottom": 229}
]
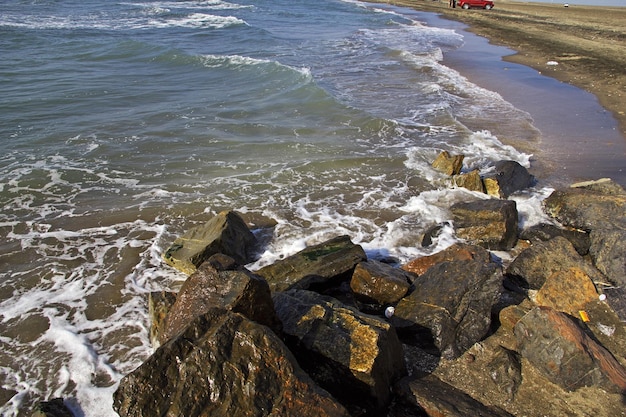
[{"left": 368, "top": 0, "right": 626, "bottom": 139}]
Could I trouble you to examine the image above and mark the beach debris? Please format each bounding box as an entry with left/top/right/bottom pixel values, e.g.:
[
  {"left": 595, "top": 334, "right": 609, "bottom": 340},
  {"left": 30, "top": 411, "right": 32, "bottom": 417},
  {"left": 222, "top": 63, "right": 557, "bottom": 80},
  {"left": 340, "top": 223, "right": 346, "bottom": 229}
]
[{"left": 547, "top": 60, "right": 559, "bottom": 65}]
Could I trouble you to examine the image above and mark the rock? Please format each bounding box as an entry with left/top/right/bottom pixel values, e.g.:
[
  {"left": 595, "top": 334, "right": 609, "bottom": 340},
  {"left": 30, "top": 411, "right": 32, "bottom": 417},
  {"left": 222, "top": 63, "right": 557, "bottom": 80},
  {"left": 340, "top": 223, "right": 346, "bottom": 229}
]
[
  {"left": 452, "top": 169, "right": 485, "bottom": 193},
  {"left": 420, "top": 222, "right": 451, "bottom": 248},
  {"left": 401, "top": 242, "right": 488, "bottom": 276},
  {"left": 393, "top": 245, "right": 503, "bottom": 359},
  {"left": 114, "top": 309, "right": 350, "bottom": 417},
  {"left": 451, "top": 198, "right": 519, "bottom": 250},
  {"left": 256, "top": 235, "right": 367, "bottom": 292},
  {"left": 589, "top": 228, "right": 626, "bottom": 286},
  {"left": 272, "top": 289, "right": 406, "bottom": 413},
  {"left": 506, "top": 236, "right": 604, "bottom": 290},
  {"left": 519, "top": 223, "right": 590, "bottom": 256},
  {"left": 30, "top": 398, "right": 74, "bottom": 417},
  {"left": 159, "top": 261, "right": 280, "bottom": 344},
  {"left": 583, "top": 300, "right": 626, "bottom": 367},
  {"left": 535, "top": 267, "right": 599, "bottom": 316},
  {"left": 514, "top": 306, "right": 626, "bottom": 393},
  {"left": 432, "top": 150, "right": 464, "bottom": 176},
  {"left": 350, "top": 260, "right": 412, "bottom": 305},
  {"left": 543, "top": 179, "right": 626, "bottom": 231},
  {"left": 483, "top": 160, "right": 535, "bottom": 198},
  {"left": 148, "top": 291, "right": 177, "bottom": 348},
  {"left": 0, "top": 387, "right": 16, "bottom": 408},
  {"left": 162, "top": 210, "right": 258, "bottom": 275},
  {"left": 393, "top": 374, "right": 515, "bottom": 417}
]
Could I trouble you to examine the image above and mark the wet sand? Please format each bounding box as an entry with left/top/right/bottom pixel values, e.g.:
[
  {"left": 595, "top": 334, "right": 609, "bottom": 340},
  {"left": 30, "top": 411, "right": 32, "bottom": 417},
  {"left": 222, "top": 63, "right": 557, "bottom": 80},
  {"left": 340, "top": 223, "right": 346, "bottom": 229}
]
[{"left": 368, "top": 0, "right": 626, "bottom": 185}]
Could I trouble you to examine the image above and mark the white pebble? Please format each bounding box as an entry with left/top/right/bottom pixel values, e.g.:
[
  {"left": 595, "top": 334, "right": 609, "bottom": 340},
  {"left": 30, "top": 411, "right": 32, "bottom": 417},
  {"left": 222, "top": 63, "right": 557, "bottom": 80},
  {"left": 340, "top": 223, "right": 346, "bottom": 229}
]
[
  {"left": 599, "top": 294, "right": 607, "bottom": 301},
  {"left": 384, "top": 306, "right": 395, "bottom": 319}
]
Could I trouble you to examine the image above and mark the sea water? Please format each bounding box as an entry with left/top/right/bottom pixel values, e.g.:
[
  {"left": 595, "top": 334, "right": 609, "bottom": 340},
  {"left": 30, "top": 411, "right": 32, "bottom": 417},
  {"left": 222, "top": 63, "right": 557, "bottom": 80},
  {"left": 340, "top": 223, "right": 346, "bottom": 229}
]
[{"left": 0, "top": 0, "right": 611, "bottom": 415}]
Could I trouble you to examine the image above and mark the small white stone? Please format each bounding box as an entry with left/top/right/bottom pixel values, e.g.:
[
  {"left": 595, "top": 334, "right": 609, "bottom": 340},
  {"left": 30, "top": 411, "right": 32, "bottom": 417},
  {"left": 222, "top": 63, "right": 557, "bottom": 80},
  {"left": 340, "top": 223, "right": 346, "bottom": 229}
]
[
  {"left": 599, "top": 294, "right": 607, "bottom": 301},
  {"left": 384, "top": 306, "right": 395, "bottom": 319}
]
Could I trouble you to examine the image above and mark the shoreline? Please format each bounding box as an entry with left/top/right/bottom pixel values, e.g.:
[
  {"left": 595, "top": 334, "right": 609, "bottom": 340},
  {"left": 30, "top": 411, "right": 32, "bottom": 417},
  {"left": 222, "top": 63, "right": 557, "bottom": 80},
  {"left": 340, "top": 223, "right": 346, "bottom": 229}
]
[
  {"left": 366, "top": 0, "right": 626, "bottom": 185},
  {"left": 373, "top": 0, "right": 626, "bottom": 137}
]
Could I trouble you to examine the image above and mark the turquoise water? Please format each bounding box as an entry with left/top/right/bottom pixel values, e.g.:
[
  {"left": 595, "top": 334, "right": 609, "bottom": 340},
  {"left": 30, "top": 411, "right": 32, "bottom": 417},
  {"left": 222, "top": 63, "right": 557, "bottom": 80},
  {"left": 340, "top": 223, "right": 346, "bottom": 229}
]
[{"left": 0, "top": 0, "right": 620, "bottom": 415}]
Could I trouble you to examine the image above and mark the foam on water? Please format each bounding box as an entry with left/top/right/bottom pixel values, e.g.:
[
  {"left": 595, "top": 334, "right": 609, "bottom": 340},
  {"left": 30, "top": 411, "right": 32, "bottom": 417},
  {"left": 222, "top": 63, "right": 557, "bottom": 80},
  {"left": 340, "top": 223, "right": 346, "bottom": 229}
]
[{"left": 0, "top": 0, "right": 564, "bottom": 415}]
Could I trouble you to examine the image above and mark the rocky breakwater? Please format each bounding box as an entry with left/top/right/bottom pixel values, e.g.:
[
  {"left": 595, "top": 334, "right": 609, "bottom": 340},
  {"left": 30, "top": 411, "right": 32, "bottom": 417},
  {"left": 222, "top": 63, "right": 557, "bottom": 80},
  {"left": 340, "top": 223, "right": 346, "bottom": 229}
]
[{"left": 107, "top": 162, "right": 626, "bottom": 417}]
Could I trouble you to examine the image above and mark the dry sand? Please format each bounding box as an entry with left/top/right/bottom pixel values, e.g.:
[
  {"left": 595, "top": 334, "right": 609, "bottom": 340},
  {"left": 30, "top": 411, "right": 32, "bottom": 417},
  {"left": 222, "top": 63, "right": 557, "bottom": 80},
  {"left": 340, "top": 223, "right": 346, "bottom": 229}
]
[{"left": 378, "top": 0, "right": 626, "bottom": 137}]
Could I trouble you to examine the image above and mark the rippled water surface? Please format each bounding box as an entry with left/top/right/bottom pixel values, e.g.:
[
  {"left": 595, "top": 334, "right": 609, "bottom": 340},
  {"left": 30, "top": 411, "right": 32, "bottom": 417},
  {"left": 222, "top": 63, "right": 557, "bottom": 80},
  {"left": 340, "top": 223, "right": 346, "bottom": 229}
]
[{"left": 0, "top": 1, "right": 560, "bottom": 415}]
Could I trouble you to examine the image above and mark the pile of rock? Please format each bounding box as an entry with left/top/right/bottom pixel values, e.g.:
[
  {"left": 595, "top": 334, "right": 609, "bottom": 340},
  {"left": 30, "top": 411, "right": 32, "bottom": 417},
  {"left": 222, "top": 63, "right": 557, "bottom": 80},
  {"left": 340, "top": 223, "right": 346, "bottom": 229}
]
[{"left": 106, "top": 172, "right": 626, "bottom": 417}]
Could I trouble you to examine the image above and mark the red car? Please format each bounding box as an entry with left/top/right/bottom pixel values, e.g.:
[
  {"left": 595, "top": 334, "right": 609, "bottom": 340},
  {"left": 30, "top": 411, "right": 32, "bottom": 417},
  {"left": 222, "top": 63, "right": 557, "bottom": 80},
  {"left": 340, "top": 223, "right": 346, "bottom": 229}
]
[{"left": 456, "top": 0, "right": 494, "bottom": 9}]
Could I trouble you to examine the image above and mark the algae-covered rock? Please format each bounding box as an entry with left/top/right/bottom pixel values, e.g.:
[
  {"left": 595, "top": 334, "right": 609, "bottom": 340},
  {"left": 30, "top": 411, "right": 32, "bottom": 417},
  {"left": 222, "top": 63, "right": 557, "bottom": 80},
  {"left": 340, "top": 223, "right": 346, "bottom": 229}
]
[
  {"left": 162, "top": 210, "right": 258, "bottom": 275},
  {"left": 256, "top": 235, "right": 366, "bottom": 292}
]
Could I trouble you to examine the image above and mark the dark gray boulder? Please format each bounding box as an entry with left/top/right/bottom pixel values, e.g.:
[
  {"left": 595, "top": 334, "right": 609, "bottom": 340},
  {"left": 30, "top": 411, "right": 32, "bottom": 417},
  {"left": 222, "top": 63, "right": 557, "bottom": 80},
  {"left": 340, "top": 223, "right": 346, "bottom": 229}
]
[
  {"left": 159, "top": 261, "right": 280, "bottom": 344},
  {"left": 272, "top": 289, "right": 406, "bottom": 414},
  {"left": 392, "top": 374, "right": 515, "bottom": 417},
  {"left": 506, "top": 236, "right": 604, "bottom": 290},
  {"left": 543, "top": 179, "right": 626, "bottom": 231},
  {"left": 393, "top": 245, "right": 503, "bottom": 359},
  {"left": 451, "top": 198, "right": 518, "bottom": 250},
  {"left": 162, "top": 210, "right": 258, "bottom": 275},
  {"left": 589, "top": 228, "right": 626, "bottom": 287},
  {"left": 114, "top": 309, "right": 350, "bottom": 417},
  {"left": 483, "top": 160, "right": 535, "bottom": 198},
  {"left": 519, "top": 223, "right": 590, "bottom": 256},
  {"left": 514, "top": 306, "right": 626, "bottom": 393},
  {"left": 256, "top": 235, "right": 367, "bottom": 292},
  {"left": 31, "top": 399, "right": 74, "bottom": 417}
]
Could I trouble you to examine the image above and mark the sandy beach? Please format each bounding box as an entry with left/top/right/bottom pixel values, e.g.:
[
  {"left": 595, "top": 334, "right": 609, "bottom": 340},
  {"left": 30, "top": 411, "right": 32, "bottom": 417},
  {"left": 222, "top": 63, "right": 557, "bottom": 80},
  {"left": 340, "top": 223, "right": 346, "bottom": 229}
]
[
  {"left": 367, "top": 0, "right": 626, "bottom": 184},
  {"left": 377, "top": 0, "right": 626, "bottom": 135}
]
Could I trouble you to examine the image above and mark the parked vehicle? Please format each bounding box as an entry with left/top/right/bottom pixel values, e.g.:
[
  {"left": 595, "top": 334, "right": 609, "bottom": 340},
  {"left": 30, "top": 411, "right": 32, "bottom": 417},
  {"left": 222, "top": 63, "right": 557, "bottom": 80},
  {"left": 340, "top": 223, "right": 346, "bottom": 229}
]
[{"left": 456, "top": 0, "right": 494, "bottom": 9}]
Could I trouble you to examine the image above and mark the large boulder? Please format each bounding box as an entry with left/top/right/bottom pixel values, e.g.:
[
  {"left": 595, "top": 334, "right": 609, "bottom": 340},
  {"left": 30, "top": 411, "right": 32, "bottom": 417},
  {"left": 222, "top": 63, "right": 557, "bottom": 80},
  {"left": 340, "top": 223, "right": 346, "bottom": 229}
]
[
  {"left": 350, "top": 260, "right": 412, "bottom": 305},
  {"left": 401, "top": 242, "right": 486, "bottom": 276},
  {"left": 519, "top": 223, "right": 590, "bottom": 256},
  {"left": 114, "top": 309, "right": 350, "bottom": 417},
  {"left": 506, "top": 236, "right": 604, "bottom": 290},
  {"left": 451, "top": 199, "right": 518, "bottom": 250},
  {"left": 392, "top": 374, "right": 515, "bottom": 417},
  {"left": 31, "top": 399, "right": 74, "bottom": 417},
  {"left": 162, "top": 210, "right": 258, "bottom": 275},
  {"left": 256, "top": 235, "right": 367, "bottom": 292},
  {"left": 535, "top": 267, "right": 599, "bottom": 317},
  {"left": 432, "top": 150, "right": 464, "bottom": 176},
  {"left": 588, "top": 228, "right": 626, "bottom": 287},
  {"left": 542, "top": 178, "right": 626, "bottom": 231},
  {"left": 159, "top": 261, "right": 280, "bottom": 344},
  {"left": 483, "top": 160, "right": 535, "bottom": 198},
  {"left": 514, "top": 306, "right": 626, "bottom": 393},
  {"left": 272, "top": 289, "right": 406, "bottom": 413},
  {"left": 393, "top": 245, "right": 503, "bottom": 359}
]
